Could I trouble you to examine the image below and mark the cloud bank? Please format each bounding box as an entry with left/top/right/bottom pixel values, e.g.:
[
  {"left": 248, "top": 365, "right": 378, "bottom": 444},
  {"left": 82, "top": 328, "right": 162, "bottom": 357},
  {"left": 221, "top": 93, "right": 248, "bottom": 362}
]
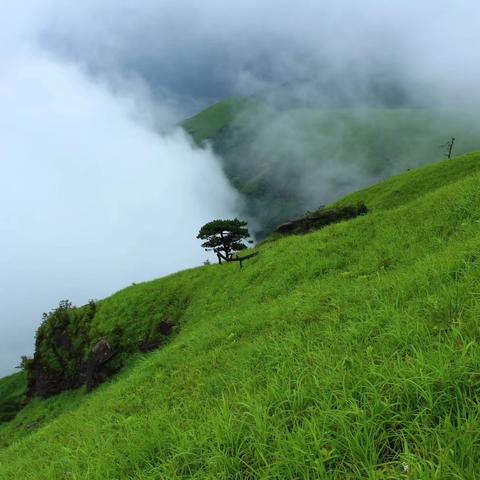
[
  {"left": 34, "top": 1, "right": 480, "bottom": 233},
  {"left": 0, "top": 3, "right": 240, "bottom": 376},
  {"left": 40, "top": 0, "right": 480, "bottom": 111}
]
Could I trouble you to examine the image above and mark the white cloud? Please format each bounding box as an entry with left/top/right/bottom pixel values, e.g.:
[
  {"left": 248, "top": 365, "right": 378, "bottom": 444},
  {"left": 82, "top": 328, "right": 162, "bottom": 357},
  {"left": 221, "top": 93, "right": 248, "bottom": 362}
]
[{"left": 0, "top": 4, "right": 240, "bottom": 376}]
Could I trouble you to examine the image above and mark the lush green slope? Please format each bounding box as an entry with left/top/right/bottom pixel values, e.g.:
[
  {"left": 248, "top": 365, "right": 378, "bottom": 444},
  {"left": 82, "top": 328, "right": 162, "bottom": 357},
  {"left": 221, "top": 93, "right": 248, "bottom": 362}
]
[
  {"left": 1, "top": 152, "right": 480, "bottom": 478},
  {"left": 0, "top": 371, "right": 26, "bottom": 422},
  {"left": 182, "top": 98, "right": 480, "bottom": 237},
  {"left": 333, "top": 150, "right": 480, "bottom": 212}
]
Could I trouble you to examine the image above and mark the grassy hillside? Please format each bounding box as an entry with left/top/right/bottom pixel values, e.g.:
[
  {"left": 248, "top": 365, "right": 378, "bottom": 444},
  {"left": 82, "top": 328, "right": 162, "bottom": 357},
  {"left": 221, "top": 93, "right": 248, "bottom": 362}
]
[
  {"left": 0, "top": 371, "right": 26, "bottom": 422},
  {"left": 1, "top": 151, "right": 480, "bottom": 478},
  {"left": 182, "top": 98, "right": 480, "bottom": 238},
  {"left": 333, "top": 150, "right": 480, "bottom": 212}
]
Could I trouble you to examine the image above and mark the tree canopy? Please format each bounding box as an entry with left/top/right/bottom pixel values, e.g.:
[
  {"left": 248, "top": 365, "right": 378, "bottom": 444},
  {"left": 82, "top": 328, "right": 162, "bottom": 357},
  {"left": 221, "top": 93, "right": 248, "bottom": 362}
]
[{"left": 197, "top": 218, "right": 252, "bottom": 264}]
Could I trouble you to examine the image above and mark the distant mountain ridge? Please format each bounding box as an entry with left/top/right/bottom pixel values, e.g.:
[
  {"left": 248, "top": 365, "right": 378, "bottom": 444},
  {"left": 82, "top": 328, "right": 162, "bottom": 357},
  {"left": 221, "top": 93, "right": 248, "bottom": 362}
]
[{"left": 181, "top": 97, "right": 480, "bottom": 238}]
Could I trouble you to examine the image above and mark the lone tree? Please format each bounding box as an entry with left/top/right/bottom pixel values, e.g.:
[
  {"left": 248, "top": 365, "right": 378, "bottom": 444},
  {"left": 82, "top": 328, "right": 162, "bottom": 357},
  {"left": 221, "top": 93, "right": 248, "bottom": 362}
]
[{"left": 197, "top": 218, "right": 252, "bottom": 264}]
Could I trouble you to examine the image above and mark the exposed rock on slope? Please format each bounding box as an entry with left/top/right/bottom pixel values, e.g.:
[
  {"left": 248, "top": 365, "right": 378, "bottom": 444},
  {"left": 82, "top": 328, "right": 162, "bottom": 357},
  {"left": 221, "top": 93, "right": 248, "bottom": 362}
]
[{"left": 274, "top": 202, "right": 368, "bottom": 236}]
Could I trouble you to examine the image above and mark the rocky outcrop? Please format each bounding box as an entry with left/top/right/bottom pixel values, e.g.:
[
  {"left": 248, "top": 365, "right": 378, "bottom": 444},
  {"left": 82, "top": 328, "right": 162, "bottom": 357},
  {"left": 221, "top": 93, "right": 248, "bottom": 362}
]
[
  {"left": 85, "top": 339, "right": 117, "bottom": 392},
  {"left": 274, "top": 202, "right": 368, "bottom": 235},
  {"left": 28, "top": 329, "right": 85, "bottom": 397},
  {"left": 139, "top": 319, "right": 173, "bottom": 352},
  {"left": 27, "top": 300, "right": 176, "bottom": 398}
]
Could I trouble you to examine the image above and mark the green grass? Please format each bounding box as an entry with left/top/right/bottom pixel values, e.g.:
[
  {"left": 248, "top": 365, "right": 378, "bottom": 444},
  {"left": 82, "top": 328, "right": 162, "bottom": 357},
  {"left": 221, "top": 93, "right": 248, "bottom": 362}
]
[
  {"left": 1, "top": 152, "right": 480, "bottom": 478},
  {"left": 182, "top": 98, "right": 480, "bottom": 237},
  {"left": 0, "top": 371, "right": 27, "bottom": 422},
  {"left": 333, "top": 150, "right": 480, "bottom": 211}
]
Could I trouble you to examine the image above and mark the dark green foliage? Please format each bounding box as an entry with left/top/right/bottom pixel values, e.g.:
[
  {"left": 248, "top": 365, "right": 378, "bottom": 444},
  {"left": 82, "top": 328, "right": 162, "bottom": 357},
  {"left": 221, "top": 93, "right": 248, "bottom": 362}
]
[
  {"left": 197, "top": 218, "right": 252, "bottom": 263},
  {"left": 16, "top": 356, "right": 33, "bottom": 372},
  {"left": 28, "top": 300, "right": 98, "bottom": 396}
]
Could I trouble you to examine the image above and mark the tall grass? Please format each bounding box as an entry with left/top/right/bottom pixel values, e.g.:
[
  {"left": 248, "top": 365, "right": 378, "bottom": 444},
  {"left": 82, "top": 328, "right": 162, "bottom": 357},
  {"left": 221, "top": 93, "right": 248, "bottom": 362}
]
[{"left": 1, "top": 153, "right": 480, "bottom": 479}]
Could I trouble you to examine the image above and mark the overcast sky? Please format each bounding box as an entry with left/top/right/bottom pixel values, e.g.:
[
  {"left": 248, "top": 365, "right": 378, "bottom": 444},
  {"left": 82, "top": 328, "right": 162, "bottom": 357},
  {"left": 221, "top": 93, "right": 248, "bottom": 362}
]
[
  {"left": 38, "top": 0, "right": 480, "bottom": 111},
  {"left": 2, "top": 0, "right": 480, "bottom": 376}
]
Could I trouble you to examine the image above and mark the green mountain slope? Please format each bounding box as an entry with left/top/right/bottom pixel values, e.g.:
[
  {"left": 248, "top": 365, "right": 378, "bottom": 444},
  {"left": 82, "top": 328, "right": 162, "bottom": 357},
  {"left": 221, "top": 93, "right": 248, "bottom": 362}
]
[
  {"left": 0, "top": 371, "right": 26, "bottom": 422},
  {"left": 182, "top": 98, "right": 480, "bottom": 237},
  {"left": 333, "top": 150, "right": 480, "bottom": 212},
  {"left": 1, "top": 152, "right": 480, "bottom": 478}
]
